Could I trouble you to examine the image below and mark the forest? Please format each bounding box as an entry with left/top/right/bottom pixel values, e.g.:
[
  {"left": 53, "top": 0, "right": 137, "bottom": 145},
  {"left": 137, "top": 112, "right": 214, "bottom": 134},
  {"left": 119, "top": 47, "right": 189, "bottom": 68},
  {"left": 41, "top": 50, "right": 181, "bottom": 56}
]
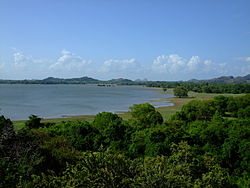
[
  {"left": 147, "top": 82, "right": 250, "bottom": 94},
  {"left": 1, "top": 92, "right": 250, "bottom": 187}
]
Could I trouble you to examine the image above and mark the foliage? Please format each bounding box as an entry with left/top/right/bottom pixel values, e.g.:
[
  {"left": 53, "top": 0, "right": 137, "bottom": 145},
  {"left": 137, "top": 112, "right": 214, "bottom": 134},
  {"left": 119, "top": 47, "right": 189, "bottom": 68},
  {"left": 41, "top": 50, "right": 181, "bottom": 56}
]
[
  {"left": 31, "top": 142, "right": 231, "bottom": 188},
  {"left": 32, "top": 151, "right": 136, "bottom": 188},
  {"left": 172, "top": 100, "right": 216, "bottom": 122},
  {"left": 1, "top": 94, "right": 250, "bottom": 187},
  {"left": 0, "top": 116, "right": 46, "bottom": 187},
  {"left": 129, "top": 103, "right": 163, "bottom": 128},
  {"left": 147, "top": 81, "right": 250, "bottom": 94},
  {"left": 44, "top": 120, "right": 101, "bottom": 151},
  {"left": 25, "top": 114, "right": 43, "bottom": 129},
  {"left": 173, "top": 86, "right": 188, "bottom": 98}
]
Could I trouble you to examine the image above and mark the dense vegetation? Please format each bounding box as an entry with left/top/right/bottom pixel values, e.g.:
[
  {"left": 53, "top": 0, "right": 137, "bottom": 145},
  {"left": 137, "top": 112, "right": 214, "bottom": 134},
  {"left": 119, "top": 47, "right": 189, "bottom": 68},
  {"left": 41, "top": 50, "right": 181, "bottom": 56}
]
[
  {"left": 1, "top": 94, "right": 249, "bottom": 187},
  {"left": 148, "top": 82, "right": 250, "bottom": 94},
  {"left": 173, "top": 86, "right": 189, "bottom": 98},
  {"left": 0, "top": 74, "right": 250, "bottom": 89}
]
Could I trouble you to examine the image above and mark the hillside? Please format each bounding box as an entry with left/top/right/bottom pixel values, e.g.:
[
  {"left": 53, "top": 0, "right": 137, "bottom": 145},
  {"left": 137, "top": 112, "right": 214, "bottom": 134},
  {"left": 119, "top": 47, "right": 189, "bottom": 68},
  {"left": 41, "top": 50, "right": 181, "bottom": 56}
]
[
  {"left": 200, "top": 74, "right": 250, "bottom": 83},
  {"left": 0, "top": 74, "right": 250, "bottom": 84},
  {"left": 42, "top": 76, "right": 100, "bottom": 84}
]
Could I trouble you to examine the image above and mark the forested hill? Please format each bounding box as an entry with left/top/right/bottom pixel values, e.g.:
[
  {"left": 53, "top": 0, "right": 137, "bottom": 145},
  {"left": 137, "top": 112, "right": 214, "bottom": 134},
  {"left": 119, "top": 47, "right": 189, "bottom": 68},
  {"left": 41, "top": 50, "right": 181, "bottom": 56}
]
[
  {"left": 0, "top": 74, "right": 250, "bottom": 84},
  {"left": 189, "top": 74, "right": 250, "bottom": 83},
  {"left": 0, "top": 76, "right": 100, "bottom": 84},
  {"left": 42, "top": 76, "right": 100, "bottom": 84},
  {"left": 0, "top": 76, "right": 134, "bottom": 85}
]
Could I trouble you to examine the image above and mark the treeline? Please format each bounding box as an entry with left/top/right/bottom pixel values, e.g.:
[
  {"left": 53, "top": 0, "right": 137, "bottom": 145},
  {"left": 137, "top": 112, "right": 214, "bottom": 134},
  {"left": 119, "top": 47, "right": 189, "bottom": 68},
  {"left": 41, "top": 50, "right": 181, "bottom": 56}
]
[
  {"left": 0, "top": 77, "right": 99, "bottom": 85},
  {"left": 1, "top": 95, "right": 250, "bottom": 187},
  {"left": 0, "top": 77, "right": 136, "bottom": 85},
  {"left": 147, "top": 82, "right": 250, "bottom": 94},
  {"left": 1, "top": 77, "right": 250, "bottom": 94},
  {"left": 0, "top": 80, "right": 89, "bottom": 85}
]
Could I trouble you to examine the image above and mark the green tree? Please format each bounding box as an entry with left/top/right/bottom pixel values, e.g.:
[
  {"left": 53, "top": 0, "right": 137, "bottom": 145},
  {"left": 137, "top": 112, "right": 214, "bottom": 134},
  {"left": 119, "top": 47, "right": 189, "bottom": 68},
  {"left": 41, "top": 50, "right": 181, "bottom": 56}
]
[
  {"left": 172, "top": 100, "right": 216, "bottom": 122},
  {"left": 32, "top": 151, "right": 136, "bottom": 188},
  {"left": 213, "top": 95, "right": 229, "bottom": 115},
  {"left": 238, "top": 106, "right": 250, "bottom": 119},
  {"left": 129, "top": 103, "right": 163, "bottom": 128},
  {"left": 173, "top": 86, "right": 188, "bottom": 98},
  {"left": 44, "top": 120, "right": 101, "bottom": 151},
  {"left": 92, "top": 112, "right": 130, "bottom": 150},
  {"left": 25, "top": 115, "right": 43, "bottom": 129},
  {"left": 0, "top": 115, "right": 15, "bottom": 148},
  {"left": 0, "top": 116, "right": 47, "bottom": 187},
  {"left": 93, "top": 112, "right": 122, "bottom": 130}
]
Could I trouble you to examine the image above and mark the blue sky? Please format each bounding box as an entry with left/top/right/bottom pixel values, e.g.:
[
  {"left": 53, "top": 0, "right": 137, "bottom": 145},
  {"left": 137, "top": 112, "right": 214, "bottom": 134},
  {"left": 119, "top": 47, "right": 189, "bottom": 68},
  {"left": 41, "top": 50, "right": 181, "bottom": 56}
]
[{"left": 0, "top": 0, "right": 250, "bottom": 81}]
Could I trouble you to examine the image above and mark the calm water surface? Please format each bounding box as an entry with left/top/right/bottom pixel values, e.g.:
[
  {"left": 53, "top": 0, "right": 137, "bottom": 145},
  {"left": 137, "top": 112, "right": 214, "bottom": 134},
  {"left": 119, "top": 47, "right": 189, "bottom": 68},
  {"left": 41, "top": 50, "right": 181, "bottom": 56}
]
[{"left": 0, "top": 84, "right": 173, "bottom": 120}]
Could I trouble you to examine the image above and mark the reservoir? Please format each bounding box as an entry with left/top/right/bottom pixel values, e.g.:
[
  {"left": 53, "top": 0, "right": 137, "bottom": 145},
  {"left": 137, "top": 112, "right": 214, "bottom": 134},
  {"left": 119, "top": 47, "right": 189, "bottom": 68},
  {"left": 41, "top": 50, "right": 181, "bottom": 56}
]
[{"left": 0, "top": 84, "right": 173, "bottom": 120}]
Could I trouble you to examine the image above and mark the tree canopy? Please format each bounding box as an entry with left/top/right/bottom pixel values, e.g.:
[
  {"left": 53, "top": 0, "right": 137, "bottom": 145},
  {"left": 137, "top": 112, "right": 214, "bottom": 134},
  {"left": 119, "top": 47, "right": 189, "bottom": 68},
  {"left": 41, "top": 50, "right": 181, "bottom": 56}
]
[
  {"left": 173, "top": 86, "right": 188, "bottom": 98},
  {"left": 1, "top": 95, "right": 250, "bottom": 187}
]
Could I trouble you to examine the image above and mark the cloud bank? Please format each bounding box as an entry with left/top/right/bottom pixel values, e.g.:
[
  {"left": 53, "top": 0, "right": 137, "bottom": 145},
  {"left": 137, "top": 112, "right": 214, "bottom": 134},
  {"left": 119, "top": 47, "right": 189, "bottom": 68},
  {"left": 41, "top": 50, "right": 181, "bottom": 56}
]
[
  {"left": 1, "top": 50, "right": 249, "bottom": 80},
  {"left": 244, "top": 57, "right": 250, "bottom": 62},
  {"left": 49, "top": 50, "right": 91, "bottom": 76},
  {"left": 151, "top": 54, "right": 227, "bottom": 80},
  {"left": 98, "top": 58, "right": 143, "bottom": 79},
  {"left": 5, "top": 50, "right": 92, "bottom": 79}
]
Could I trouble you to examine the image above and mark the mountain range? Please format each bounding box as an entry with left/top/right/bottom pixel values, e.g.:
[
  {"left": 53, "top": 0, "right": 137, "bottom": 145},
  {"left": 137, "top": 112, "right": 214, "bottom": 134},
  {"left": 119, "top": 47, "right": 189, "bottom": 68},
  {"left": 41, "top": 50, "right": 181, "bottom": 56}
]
[
  {"left": 188, "top": 74, "right": 250, "bottom": 83},
  {"left": 0, "top": 74, "right": 249, "bottom": 84}
]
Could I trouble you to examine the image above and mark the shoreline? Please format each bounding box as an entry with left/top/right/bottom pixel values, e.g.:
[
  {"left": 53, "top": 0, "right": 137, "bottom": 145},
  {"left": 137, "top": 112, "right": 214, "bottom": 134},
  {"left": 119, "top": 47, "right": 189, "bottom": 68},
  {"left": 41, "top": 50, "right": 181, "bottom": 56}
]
[
  {"left": 1, "top": 84, "right": 166, "bottom": 122},
  {"left": 13, "top": 97, "right": 174, "bottom": 123},
  {"left": 11, "top": 87, "right": 171, "bottom": 123},
  {"left": 13, "top": 91, "right": 244, "bottom": 131}
]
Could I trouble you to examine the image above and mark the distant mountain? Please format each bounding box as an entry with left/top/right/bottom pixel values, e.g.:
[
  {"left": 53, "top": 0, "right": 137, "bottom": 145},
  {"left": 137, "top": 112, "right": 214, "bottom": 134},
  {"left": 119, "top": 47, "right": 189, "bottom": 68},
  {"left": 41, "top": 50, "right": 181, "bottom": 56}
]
[
  {"left": 67, "top": 76, "right": 100, "bottom": 82},
  {"left": 187, "top": 79, "right": 200, "bottom": 83},
  {"left": 1, "top": 74, "right": 250, "bottom": 85},
  {"left": 188, "top": 74, "right": 250, "bottom": 83},
  {"left": 107, "top": 78, "right": 134, "bottom": 84},
  {"left": 234, "top": 74, "right": 250, "bottom": 83},
  {"left": 41, "top": 76, "right": 100, "bottom": 84},
  {"left": 42, "top": 77, "right": 63, "bottom": 83},
  {"left": 0, "top": 76, "right": 101, "bottom": 84},
  {"left": 203, "top": 76, "right": 234, "bottom": 83},
  {"left": 0, "top": 76, "right": 135, "bottom": 85}
]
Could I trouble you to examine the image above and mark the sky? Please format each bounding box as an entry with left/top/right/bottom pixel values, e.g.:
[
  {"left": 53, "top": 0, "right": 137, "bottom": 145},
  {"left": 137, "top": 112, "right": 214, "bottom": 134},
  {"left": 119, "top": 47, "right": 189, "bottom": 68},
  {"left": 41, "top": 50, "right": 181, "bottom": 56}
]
[{"left": 0, "top": 0, "right": 250, "bottom": 81}]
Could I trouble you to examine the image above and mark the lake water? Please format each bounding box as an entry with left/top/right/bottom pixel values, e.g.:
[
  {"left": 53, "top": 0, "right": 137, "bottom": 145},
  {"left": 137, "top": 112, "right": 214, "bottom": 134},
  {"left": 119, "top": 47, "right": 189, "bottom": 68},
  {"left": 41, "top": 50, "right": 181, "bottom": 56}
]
[{"left": 0, "top": 84, "right": 173, "bottom": 120}]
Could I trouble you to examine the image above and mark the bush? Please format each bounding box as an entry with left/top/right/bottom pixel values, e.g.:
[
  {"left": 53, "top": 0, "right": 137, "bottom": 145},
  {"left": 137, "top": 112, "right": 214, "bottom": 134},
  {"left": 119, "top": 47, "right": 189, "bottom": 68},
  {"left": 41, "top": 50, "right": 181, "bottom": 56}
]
[
  {"left": 173, "top": 86, "right": 188, "bottom": 98},
  {"left": 129, "top": 103, "right": 163, "bottom": 128}
]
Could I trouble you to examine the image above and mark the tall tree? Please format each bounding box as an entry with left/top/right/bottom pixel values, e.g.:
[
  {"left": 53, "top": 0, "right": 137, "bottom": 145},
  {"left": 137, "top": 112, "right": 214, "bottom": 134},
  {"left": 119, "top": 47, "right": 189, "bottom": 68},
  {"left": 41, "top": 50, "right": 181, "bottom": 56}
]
[{"left": 173, "top": 86, "right": 188, "bottom": 98}]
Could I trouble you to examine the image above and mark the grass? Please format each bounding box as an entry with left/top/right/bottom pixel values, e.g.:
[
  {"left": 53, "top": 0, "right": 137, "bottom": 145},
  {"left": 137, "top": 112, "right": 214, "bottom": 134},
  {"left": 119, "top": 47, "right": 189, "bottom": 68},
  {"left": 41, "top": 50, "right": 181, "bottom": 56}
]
[
  {"left": 13, "top": 115, "right": 95, "bottom": 132},
  {"left": 13, "top": 90, "right": 244, "bottom": 130},
  {"left": 13, "top": 121, "right": 26, "bottom": 132},
  {"left": 156, "top": 90, "right": 244, "bottom": 120},
  {"left": 41, "top": 115, "right": 95, "bottom": 123}
]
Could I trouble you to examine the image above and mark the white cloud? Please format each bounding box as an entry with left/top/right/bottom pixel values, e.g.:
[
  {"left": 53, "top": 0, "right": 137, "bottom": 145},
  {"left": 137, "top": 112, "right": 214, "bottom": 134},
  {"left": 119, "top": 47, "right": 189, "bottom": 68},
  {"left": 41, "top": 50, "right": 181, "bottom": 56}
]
[
  {"left": 152, "top": 54, "right": 226, "bottom": 80},
  {"left": 187, "top": 56, "right": 200, "bottom": 71},
  {"left": 245, "top": 57, "right": 250, "bottom": 62},
  {"left": 49, "top": 50, "right": 91, "bottom": 72},
  {"left": 14, "top": 52, "right": 33, "bottom": 67},
  {"left": 98, "top": 58, "right": 142, "bottom": 79},
  {"left": 152, "top": 54, "right": 185, "bottom": 73},
  {"left": 235, "top": 56, "right": 250, "bottom": 63},
  {"left": 2, "top": 50, "right": 248, "bottom": 80},
  {"left": 13, "top": 52, "right": 47, "bottom": 69},
  {"left": 12, "top": 52, "right": 49, "bottom": 79},
  {"left": 240, "top": 64, "right": 250, "bottom": 75},
  {"left": 8, "top": 50, "right": 92, "bottom": 79},
  {"left": 101, "top": 58, "right": 138, "bottom": 72}
]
